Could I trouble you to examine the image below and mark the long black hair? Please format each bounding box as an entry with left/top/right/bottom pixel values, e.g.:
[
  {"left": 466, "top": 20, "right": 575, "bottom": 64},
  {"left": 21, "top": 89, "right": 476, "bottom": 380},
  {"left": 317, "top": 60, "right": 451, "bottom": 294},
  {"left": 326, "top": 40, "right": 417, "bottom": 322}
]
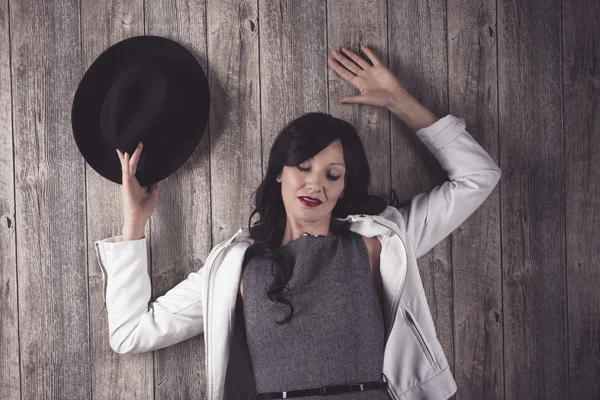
[{"left": 242, "top": 112, "right": 398, "bottom": 325}]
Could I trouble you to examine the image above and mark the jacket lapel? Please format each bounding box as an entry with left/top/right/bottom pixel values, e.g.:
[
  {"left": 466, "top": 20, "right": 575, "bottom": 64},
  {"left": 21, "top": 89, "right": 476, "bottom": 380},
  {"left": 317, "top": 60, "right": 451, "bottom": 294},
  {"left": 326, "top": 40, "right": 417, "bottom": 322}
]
[{"left": 205, "top": 239, "right": 251, "bottom": 399}]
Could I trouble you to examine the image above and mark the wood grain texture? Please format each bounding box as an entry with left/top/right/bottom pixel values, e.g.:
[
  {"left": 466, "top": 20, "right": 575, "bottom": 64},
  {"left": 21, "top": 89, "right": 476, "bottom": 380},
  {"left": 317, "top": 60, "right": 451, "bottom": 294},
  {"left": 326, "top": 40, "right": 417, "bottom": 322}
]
[
  {"left": 448, "top": 0, "right": 503, "bottom": 399},
  {"left": 207, "top": 0, "right": 261, "bottom": 244},
  {"left": 259, "top": 0, "right": 328, "bottom": 177},
  {"left": 10, "top": 0, "right": 91, "bottom": 398},
  {"left": 499, "top": 0, "right": 568, "bottom": 398},
  {"left": 388, "top": 0, "right": 455, "bottom": 379},
  {"left": 207, "top": 3, "right": 261, "bottom": 395},
  {"left": 145, "top": 1, "right": 211, "bottom": 398},
  {"left": 327, "top": 0, "right": 390, "bottom": 197},
  {"left": 562, "top": 0, "right": 600, "bottom": 398},
  {"left": 0, "top": 0, "right": 19, "bottom": 398},
  {"left": 81, "top": 1, "right": 153, "bottom": 399}
]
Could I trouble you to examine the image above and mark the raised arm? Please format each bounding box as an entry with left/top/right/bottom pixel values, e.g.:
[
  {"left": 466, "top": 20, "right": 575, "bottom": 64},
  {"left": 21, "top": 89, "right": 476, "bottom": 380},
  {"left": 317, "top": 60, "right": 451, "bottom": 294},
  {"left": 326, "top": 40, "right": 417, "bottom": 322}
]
[
  {"left": 329, "top": 45, "right": 501, "bottom": 259},
  {"left": 381, "top": 114, "right": 501, "bottom": 258},
  {"left": 94, "top": 141, "right": 209, "bottom": 353}
]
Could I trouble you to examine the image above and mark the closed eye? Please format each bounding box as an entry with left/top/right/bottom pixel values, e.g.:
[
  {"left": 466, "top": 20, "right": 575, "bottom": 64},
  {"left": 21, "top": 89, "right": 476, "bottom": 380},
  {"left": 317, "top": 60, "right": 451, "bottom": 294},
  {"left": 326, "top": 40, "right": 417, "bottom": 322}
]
[{"left": 296, "top": 165, "right": 341, "bottom": 181}]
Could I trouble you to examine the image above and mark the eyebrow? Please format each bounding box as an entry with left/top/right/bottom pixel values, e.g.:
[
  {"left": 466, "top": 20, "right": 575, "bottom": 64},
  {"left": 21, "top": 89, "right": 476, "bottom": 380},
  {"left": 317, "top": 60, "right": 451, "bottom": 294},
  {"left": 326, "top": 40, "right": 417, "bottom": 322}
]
[{"left": 305, "top": 158, "right": 345, "bottom": 167}]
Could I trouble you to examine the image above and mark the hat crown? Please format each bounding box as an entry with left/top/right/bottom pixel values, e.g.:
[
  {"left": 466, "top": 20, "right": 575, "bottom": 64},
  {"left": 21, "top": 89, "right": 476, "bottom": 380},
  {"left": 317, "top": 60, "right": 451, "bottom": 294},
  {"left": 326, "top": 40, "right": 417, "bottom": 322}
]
[{"left": 100, "top": 61, "right": 174, "bottom": 151}]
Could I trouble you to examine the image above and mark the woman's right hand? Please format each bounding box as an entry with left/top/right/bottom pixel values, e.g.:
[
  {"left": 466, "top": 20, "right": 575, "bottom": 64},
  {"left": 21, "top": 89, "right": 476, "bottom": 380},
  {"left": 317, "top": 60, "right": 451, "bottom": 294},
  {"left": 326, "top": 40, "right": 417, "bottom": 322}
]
[{"left": 116, "top": 142, "right": 161, "bottom": 227}]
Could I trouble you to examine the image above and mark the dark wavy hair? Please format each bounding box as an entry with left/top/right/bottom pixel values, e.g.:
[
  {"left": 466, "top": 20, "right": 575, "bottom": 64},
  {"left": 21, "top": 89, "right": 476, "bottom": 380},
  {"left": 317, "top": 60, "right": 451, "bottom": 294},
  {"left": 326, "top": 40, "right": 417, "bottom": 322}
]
[{"left": 242, "top": 112, "right": 399, "bottom": 325}]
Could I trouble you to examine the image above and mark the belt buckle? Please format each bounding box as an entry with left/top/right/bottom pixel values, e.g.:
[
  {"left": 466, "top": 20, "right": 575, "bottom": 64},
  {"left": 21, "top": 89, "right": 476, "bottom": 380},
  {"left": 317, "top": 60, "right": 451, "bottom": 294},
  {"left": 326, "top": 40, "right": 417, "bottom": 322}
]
[
  {"left": 349, "top": 383, "right": 365, "bottom": 391},
  {"left": 319, "top": 384, "right": 342, "bottom": 395}
]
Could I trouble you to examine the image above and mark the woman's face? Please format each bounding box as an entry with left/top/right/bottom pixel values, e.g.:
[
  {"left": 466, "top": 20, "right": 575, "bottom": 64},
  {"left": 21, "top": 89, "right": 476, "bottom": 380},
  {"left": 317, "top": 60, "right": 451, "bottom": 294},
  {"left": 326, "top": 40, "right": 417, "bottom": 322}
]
[{"left": 276, "top": 139, "right": 346, "bottom": 223}]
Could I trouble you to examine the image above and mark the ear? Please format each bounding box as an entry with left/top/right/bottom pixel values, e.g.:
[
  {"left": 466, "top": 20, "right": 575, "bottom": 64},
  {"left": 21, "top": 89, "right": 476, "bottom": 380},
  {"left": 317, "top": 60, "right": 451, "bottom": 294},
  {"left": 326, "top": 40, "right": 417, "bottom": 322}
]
[{"left": 276, "top": 175, "right": 281, "bottom": 183}]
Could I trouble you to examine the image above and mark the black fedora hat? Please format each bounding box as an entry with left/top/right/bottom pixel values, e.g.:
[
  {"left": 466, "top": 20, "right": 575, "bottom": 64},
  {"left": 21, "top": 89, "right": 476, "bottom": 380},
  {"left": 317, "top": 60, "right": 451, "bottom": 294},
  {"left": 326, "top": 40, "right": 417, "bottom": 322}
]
[{"left": 71, "top": 35, "right": 210, "bottom": 187}]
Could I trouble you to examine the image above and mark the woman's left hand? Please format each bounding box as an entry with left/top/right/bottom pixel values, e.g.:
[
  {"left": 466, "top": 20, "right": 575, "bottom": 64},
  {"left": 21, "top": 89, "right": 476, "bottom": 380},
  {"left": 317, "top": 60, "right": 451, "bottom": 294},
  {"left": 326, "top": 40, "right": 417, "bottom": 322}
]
[{"left": 328, "top": 45, "right": 411, "bottom": 109}]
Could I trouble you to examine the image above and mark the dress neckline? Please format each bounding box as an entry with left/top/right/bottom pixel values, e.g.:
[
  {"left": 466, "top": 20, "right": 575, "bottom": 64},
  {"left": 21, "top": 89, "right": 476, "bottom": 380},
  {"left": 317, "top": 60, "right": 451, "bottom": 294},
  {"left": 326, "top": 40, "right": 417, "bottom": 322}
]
[
  {"left": 302, "top": 232, "right": 335, "bottom": 238},
  {"left": 281, "top": 232, "right": 337, "bottom": 247}
]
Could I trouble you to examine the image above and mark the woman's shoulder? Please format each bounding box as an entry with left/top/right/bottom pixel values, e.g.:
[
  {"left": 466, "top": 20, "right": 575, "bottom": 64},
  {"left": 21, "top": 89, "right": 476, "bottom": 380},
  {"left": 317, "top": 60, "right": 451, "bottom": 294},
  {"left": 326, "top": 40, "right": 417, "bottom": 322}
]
[{"left": 359, "top": 234, "right": 382, "bottom": 257}]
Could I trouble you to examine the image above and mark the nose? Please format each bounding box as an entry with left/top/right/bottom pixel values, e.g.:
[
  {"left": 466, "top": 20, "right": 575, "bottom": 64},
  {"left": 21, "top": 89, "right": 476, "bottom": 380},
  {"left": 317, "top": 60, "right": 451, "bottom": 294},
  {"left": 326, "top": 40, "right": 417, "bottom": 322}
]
[{"left": 306, "top": 173, "right": 324, "bottom": 193}]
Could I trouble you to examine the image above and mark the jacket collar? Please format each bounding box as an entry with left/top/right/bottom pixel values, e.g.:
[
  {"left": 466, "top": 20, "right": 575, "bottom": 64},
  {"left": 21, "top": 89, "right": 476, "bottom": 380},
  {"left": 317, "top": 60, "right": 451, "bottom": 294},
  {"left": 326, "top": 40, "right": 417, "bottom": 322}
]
[{"left": 226, "top": 212, "right": 400, "bottom": 246}]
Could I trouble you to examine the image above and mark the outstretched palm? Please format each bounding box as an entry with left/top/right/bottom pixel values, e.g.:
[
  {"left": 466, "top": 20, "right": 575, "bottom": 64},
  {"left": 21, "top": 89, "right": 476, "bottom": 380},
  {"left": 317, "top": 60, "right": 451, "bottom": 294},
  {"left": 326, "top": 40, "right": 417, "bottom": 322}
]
[{"left": 328, "top": 45, "right": 410, "bottom": 108}]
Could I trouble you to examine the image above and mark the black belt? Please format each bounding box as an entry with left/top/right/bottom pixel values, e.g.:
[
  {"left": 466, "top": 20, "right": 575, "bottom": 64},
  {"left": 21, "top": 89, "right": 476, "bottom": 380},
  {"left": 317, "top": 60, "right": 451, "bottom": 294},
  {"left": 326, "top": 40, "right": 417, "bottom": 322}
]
[{"left": 248, "top": 377, "right": 388, "bottom": 399}]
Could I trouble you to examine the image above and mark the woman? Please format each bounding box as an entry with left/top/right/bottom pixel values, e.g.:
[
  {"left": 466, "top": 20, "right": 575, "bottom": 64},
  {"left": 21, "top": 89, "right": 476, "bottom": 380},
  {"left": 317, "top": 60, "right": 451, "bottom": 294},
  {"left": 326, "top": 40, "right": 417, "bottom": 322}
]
[{"left": 95, "top": 45, "right": 501, "bottom": 400}]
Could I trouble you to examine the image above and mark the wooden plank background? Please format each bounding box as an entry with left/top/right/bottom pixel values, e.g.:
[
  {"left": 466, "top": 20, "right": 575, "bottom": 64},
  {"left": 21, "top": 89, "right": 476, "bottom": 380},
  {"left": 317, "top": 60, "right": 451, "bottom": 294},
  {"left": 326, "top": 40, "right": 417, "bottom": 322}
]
[{"left": 0, "top": 0, "right": 598, "bottom": 399}]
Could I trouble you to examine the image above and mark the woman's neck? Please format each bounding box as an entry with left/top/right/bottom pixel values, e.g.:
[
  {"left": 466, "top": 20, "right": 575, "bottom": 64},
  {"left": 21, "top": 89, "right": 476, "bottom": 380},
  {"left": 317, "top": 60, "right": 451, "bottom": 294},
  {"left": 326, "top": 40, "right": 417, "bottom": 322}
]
[{"left": 281, "top": 217, "right": 341, "bottom": 246}]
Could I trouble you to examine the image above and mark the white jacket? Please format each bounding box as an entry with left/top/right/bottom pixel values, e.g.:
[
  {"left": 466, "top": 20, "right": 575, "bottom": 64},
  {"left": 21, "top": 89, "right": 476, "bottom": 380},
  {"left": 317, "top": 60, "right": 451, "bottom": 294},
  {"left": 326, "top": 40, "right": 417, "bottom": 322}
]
[{"left": 94, "top": 114, "right": 501, "bottom": 400}]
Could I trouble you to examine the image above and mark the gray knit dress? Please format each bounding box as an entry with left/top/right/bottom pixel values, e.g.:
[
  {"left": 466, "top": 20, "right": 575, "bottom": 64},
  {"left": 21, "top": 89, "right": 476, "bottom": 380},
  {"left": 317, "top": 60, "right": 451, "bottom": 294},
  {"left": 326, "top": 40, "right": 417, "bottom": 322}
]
[{"left": 239, "top": 230, "right": 390, "bottom": 399}]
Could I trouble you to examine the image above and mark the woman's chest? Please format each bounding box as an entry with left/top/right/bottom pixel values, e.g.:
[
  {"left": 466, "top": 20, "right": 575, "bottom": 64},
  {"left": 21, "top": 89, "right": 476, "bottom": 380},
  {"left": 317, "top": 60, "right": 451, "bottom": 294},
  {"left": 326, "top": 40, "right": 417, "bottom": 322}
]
[{"left": 239, "top": 235, "right": 384, "bottom": 304}]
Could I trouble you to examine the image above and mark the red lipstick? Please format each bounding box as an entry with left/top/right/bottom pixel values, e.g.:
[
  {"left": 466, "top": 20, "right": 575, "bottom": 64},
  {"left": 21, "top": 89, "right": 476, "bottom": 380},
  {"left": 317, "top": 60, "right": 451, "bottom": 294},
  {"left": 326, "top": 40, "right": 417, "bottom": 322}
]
[{"left": 298, "top": 196, "right": 322, "bottom": 207}]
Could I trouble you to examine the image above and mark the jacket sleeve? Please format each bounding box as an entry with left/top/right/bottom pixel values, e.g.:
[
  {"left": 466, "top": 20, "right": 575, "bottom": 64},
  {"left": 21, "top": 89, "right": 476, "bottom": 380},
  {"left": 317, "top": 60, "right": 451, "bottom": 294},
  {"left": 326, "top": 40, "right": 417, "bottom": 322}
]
[
  {"left": 93, "top": 235, "right": 212, "bottom": 354},
  {"left": 381, "top": 114, "right": 501, "bottom": 259}
]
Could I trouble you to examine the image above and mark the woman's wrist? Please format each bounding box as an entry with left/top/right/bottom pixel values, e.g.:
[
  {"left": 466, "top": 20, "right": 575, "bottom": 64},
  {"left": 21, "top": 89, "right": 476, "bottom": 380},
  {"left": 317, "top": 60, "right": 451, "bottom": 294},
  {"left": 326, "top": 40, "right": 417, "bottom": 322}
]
[
  {"left": 121, "top": 232, "right": 145, "bottom": 241},
  {"left": 122, "top": 221, "right": 146, "bottom": 241},
  {"left": 387, "top": 94, "right": 439, "bottom": 132}
]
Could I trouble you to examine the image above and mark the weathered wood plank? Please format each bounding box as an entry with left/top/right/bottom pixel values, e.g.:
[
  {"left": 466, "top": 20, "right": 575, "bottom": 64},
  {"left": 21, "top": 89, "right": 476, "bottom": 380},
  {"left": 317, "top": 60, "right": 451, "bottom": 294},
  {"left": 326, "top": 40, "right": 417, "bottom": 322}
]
[
  {"left": 145, "top": 1, "right": 212, "bottom": 398},
  {"left": 387, "top": 0, "right": 455, "bottom": 378},
  {"left": 563, "top": 0, "right": 600, "bottom": 398},
  {"left": 207, "top": 0, "right": 261, "bottom": 242},
  {"left": 327, "top": 0, "right": 390, "bottom": 197},
  {"left": 206, "top": 0, "right": 261, "bottom": 396},
  {"left": 0, "top": 0, "right": 20, "bottom": 398},
  {"left": 259, "top": 0, "right": 328, "bottom": 176},
  {"left": 10, "top": 0, "right": 91, "bottom": 398},
  {"left": 498, "top": 0, "right": 567, "bottom": 398},
  {"left": 81, "top": 1, "right": 153, "bottom": 399},
  {"left": 448, "top": 0, "right": 503, "bottom": 399}
]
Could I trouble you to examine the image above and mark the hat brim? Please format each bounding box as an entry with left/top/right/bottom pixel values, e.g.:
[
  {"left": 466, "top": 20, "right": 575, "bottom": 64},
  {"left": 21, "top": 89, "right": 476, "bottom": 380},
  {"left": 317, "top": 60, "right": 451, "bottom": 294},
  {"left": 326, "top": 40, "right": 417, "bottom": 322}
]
[{"left": 72, "top": 35, "right": 210, "bottom": 186}]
